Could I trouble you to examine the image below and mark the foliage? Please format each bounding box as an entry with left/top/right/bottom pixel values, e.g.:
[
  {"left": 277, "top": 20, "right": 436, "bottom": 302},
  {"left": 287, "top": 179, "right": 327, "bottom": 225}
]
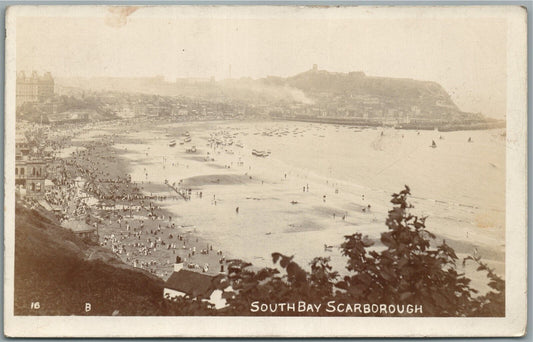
[
  {"left": 14, "top": 187, "right": 505, "bottom": 316},
  {"left": 336, "top": 186, "right": 477, "bottom": 316},
  {"left": 463, "top": 254, "right": 505, "bottom": 316},
  {"left": 221, "top": 186, "right": 504, "bottom": 317}
]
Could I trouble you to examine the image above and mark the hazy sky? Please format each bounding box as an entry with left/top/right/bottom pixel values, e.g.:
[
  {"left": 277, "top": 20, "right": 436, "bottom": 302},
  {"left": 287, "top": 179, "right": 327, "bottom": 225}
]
[{"left": 14, "top": 6, "right": 509, "bottom": 117}]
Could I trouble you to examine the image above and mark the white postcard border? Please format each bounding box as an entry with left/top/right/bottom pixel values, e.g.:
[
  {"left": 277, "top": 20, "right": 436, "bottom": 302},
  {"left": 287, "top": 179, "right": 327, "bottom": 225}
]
[{"left": 3, "top": 5, "right": 527, "bottom": 337}]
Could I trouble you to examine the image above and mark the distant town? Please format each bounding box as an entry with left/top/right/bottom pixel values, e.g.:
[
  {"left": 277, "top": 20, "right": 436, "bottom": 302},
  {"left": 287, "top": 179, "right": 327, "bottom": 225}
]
[{"left": 16, "top": 66, "right": 504, "bottom": 130}]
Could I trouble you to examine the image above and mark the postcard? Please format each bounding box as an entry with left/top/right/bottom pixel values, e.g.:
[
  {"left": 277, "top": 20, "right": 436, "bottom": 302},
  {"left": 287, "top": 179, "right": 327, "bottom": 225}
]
[{"left": 3, "top": 5, "right": 527, "bottom": 337}]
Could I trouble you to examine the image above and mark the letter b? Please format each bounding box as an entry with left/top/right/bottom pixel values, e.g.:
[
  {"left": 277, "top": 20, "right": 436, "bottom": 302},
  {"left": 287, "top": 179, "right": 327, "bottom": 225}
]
[
  {"left": 298, "top": 301, "right": 306, "bottom": 312},
  {"left": 85, "top": 303, "right": 91, "bottom": 312}
]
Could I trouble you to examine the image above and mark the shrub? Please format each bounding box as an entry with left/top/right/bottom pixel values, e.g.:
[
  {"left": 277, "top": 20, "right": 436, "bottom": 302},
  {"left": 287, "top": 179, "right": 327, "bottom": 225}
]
[{"left": 222, "top": 186, "right": 504, "bottom": 316}]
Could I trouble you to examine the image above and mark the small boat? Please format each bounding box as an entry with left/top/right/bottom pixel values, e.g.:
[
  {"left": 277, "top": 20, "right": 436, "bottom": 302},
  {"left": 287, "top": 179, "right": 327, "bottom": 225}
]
[
  {"left": 252, "top": 149, "right": 270, "bottom": 157},
  {"left": 169, "top": 140, "right": 176, "bottom": 147},
  {"left": 184, "top": 137, "right": 192, "bottom": 143},
  {"left": 430, "top": 140, "right": 437, "bottom": 148}
]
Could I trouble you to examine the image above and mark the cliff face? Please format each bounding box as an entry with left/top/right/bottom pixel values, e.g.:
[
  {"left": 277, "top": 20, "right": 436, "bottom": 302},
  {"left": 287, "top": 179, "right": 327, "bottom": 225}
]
[
  {"left": 275, "top": 69, "right": 462, "bottom": 120},
  {"left": 246, "top": 68, "right": 468, "bottom": 121}
]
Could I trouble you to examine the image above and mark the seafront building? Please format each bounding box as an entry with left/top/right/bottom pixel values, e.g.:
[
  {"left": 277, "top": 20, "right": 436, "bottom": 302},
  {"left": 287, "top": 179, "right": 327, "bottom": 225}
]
[
  {"left": 16, "top": 71, "right": 55, "bottom": 108},
  {"left": 15, "top": 132, "right": 47, "bottom": 199}
]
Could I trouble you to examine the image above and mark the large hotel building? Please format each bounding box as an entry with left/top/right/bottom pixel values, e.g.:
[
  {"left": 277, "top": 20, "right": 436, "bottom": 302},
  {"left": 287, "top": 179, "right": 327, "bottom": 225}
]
[{"left": 16, "top": 71, "right": 54, "bottom": 108}]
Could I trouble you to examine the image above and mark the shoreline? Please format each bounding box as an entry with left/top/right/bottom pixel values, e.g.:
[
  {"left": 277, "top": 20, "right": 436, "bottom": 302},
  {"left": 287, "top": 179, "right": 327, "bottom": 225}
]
[
  {"left": 42, "top": 118, "right": 505, "bottom": 293},
  {"left": 49, "top": 124, "right": 235, "bottom": 280},
  {"left": 280, "top": 116, "right": 506, "bottom": 132}
]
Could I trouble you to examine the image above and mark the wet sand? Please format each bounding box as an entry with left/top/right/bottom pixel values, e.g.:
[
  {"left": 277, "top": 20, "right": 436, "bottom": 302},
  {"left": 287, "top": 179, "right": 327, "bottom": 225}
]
[{"left": 64, "top": 118, "right": 506, "bottom": 292}]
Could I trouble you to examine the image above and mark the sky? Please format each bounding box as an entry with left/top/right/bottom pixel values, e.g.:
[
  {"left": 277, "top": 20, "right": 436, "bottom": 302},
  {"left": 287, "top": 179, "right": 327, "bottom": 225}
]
[{"left": 14, "top": 6, "right": 509, "bottom": 118}]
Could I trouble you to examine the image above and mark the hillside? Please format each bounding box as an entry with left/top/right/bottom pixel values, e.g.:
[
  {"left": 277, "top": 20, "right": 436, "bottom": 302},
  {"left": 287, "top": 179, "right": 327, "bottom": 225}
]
[
  {"left": 257, "top": 68, "right": 473, "bottom": 122},
  {"left": 56, "top": 68, "right": 464, "bottom": 113},
  {"left": 49, "top": 67, "right": 504, "bottom": 126},
  {"left": 287, "top": 69, "right": 456, "bottom": 107},
  {"left": 13, "top": 203, "right": 212, "bottom": 316}
]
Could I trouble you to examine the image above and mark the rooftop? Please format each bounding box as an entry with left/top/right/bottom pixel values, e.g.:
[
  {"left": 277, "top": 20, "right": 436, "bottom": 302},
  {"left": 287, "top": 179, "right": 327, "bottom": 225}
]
[
  {"left": 61, "top": 220, "right": 96, "bottom": 233},
  {"left": 165, "top": 269, "right": 223, "bottom": 298}
]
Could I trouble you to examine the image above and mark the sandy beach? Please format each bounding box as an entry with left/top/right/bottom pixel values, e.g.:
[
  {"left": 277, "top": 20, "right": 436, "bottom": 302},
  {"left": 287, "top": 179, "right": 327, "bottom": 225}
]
[{"left": 61, "top": 118, "right": 505, "bottom": 292}]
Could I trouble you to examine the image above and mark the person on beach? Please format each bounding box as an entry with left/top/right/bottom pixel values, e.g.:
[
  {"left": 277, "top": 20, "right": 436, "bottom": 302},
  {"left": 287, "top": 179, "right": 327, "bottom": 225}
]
[{"left": 235, "top": 207, "right": 239, "bottom": 214}]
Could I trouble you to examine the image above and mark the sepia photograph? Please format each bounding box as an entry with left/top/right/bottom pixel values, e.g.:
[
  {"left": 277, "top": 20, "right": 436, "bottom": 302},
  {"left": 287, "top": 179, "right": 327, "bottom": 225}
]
[{"left": 3, "top": 5, "right": 527, "bottom": 337}]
